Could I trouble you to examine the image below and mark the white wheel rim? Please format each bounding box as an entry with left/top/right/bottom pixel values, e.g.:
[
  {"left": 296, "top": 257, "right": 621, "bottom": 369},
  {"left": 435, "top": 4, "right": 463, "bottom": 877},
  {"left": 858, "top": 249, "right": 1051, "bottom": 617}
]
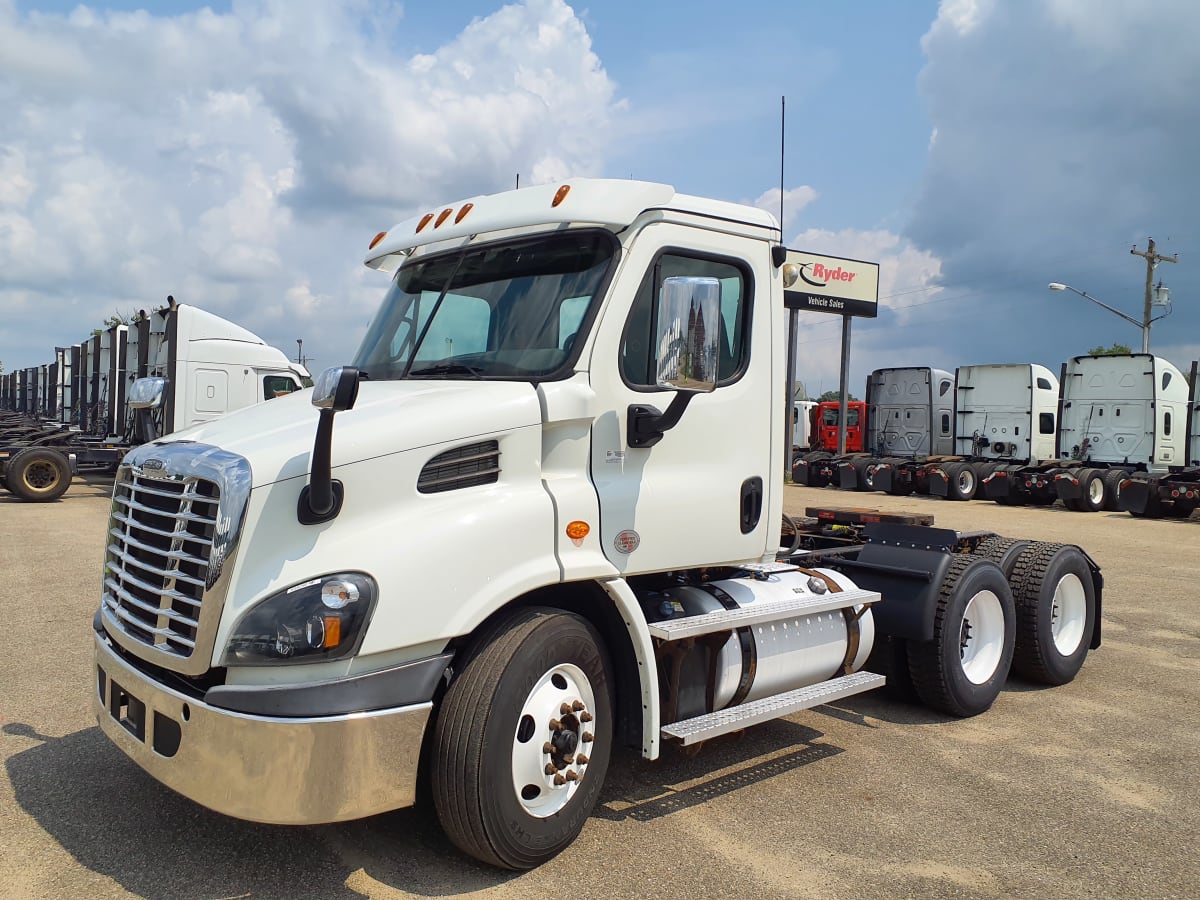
[
  {"left": 1051, "top": 573, "right": 1087, "bottom": 655},
  {"left": 1087, "top": 477, "right": 1104, "bottom": 505},
  {"left": 959, "top": 589, "right": 1005, "bottom": 684},
  {"left": 956, "top": 469, "right": 975, "bottom": 494},
  {"left": 511, "top": 662, "right": 596, "bottom": 818}
]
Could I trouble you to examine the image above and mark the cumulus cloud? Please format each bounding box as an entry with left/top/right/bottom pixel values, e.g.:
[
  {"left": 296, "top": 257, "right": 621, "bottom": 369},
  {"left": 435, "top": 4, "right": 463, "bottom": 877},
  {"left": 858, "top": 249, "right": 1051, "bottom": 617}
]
[
  {"left": 905, "top": 0, "right": 1200, "bottom": 376},
  {"left": 0, "top": 0, "right": 619, "bottom": 371},
  {"left": 752, "top": 186, "right": 818, "bottom": 231}
]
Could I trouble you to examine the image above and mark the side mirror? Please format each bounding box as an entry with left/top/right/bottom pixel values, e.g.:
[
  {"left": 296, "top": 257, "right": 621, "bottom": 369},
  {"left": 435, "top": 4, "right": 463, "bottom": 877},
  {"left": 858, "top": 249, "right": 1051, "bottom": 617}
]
[
  {"left": 299, "top": 366, "right": 361, "bottom": 525},
  {"left": 628, "top": 276, "right": 722, "bottom": 448},
  {"left": 312, "top": 366, "right": 360, "bottom": 412},
  {"left": 653, "top": 276, "right": 722, "bottom": 393},
  {"left": 128, "top": 376, "right": 167, "bottom": 410}
]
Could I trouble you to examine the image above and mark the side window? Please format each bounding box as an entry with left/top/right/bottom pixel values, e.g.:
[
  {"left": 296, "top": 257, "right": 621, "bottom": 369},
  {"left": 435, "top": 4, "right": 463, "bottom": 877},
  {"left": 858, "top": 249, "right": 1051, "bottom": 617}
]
[
  {"left": 1165, "top": 411, "right": 1173, "bottom": 436},
  {"left": 940, "top": 413, "right": 950, "bottom": 435},
  {"left": 1039, "top": 412, "right": 1055, "bottom": 434},
  {"left": 939, "top": 380, "right": 952, "bottom": 397},
  {"left": 1163, "top": 371, "right": 1173, "bottom": 391},
  {"left": 847, "top": 408, "right": 860, "bottom": 427},
  {"left": 620, "top": 253, "right": 749, "bottom": 387},
  {"left": 263, "top": 375, "right": 299, "bottom": 400}
]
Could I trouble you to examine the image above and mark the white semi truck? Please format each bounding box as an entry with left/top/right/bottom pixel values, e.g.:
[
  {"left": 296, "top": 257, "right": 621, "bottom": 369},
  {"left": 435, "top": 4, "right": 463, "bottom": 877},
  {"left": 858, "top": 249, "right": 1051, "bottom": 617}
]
[
  {"left": 0, "top": 299, "right": 307, "bottom": 501},
  {"left": 92, "top": 180, "right": 1101, "bottom": 869},
  {"left": 982, "top": 353, "right": 1187, "bottom": 511}
]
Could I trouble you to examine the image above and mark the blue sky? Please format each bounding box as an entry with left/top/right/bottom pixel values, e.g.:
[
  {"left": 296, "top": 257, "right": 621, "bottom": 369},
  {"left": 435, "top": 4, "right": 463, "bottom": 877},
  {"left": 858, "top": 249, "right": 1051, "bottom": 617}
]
[{"left": 2, "top": 0, "right": 1197, "bottom": 396}]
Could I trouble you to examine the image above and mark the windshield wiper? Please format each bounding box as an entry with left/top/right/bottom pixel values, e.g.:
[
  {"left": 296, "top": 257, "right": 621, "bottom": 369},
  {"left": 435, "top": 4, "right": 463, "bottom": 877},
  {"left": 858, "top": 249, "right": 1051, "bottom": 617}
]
[{"left": 406, "top": 362, "right": 484, "bottom": 379}]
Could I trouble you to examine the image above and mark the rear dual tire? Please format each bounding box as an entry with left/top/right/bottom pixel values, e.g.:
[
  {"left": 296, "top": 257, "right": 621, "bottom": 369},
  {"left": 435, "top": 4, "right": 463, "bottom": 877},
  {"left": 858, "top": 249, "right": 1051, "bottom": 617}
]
[{"left": 1009, "top": 544, "right": 1095, "bottom": 685}]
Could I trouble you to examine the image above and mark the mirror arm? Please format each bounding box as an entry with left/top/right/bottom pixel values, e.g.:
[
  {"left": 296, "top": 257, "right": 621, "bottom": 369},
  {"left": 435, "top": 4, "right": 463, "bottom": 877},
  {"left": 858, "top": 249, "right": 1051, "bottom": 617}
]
[
  {"left": 297, "top": 408, "right": 345, "bottom": 525},
  {"left": 627, "top": 391, "right": 697, "bottom": 448}
]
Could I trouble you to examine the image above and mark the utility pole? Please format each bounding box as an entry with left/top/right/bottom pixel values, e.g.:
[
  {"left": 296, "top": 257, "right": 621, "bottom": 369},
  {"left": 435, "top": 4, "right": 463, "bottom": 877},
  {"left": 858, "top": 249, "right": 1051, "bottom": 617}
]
[{"left": 1131, "top": 238, "right": 1177, "bottom": 354}]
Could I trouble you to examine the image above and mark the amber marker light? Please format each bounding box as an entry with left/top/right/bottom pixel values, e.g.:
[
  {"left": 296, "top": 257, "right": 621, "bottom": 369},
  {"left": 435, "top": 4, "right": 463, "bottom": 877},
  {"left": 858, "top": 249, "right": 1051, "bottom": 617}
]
[
  {"left": 434, "top": 207, "right": 454, "bottom": 227},
  {"left": 566, "top": 520, "right": 590, "bottom": 541},
  {"left": 415, "top": 213, "right": 434, "bottom": 233},
  {"left": 455, "top": 202, "right": 474, "bottom": 224},
  {"left": 552, "top": 184, "right": 571, "bottom": 207},
  {"left": 323, "top": 616, "right": 342, "bottom": 649},
  {"left": 368, "top": 231, "right": 387, "bottom": 250}
]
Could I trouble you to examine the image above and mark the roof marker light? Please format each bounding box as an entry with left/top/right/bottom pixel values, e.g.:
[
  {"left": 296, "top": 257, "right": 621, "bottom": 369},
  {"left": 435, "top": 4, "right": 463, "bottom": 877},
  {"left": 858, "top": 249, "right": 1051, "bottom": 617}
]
[
  {"left": 368, "top": 231, "right": 387, "bottom": 250},
  {"left": 552, "top": 184, "right": 571, "bottom": 207},
  {"left": 455, "top": 203, "right": 474, "bottom": 224},
  {"left": 415, "top": 213, "right": 434, "bottom": 234},
  {"left": 434, "top": 208, "right": 454, "bottom": 228}
]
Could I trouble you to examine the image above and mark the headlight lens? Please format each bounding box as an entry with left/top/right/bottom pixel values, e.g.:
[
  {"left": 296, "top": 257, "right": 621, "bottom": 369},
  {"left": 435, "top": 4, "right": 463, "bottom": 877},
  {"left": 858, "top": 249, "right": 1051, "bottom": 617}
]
[{"left": 221, "top": 573, "right": 377, "bottom": 666}]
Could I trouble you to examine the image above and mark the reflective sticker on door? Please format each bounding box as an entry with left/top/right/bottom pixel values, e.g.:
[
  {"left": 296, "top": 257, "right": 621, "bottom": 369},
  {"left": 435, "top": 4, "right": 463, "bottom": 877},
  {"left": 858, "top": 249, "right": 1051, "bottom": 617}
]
[{"left": 614, "top": 530, "right": 640, "bottom": 554}]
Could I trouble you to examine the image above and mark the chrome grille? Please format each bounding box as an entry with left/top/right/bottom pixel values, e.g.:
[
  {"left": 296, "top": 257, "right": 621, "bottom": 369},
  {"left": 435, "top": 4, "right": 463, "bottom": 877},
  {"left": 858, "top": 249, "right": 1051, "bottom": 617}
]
[
  {"left": 417, "top": 440, "right": 501, "bottom": 493},
  {"left": 103, "top": 473, "right": 220, "bottom": 659}
]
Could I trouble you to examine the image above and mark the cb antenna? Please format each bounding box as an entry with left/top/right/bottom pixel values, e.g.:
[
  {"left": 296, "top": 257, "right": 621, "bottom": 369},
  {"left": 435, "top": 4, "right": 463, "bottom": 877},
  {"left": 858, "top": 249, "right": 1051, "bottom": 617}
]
[{"left": 779, "top": 95, "right": 786, "bottom": 235}]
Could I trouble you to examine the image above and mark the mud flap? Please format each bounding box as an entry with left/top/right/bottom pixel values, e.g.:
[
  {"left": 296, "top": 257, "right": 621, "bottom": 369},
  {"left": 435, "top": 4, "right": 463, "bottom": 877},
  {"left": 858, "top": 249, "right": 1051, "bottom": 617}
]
[
  {"left": 871, "top": 462, "right": 895, "bottom": 493},
  {"left": 981, "top": 469, "right": 1012, "bottom": 500},
  {"left": 1054, "top": 471, "right": 1083, "bottom": 501},
  {"left": 1117, "top": 476, "right": 1150, "bottom": 514},
  {"left": 838, "top": 461, "right": 858, "bottom": 490},
  {"left": 927, "top": 467, "right": 949, "bottom": 497}
]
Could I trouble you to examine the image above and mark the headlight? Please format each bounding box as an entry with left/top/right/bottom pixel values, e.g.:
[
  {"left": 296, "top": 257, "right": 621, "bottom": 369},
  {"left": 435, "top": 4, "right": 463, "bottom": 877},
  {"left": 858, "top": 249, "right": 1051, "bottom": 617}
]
[{"left": 221, "top": 573, "right": 377, "bottom": 666}]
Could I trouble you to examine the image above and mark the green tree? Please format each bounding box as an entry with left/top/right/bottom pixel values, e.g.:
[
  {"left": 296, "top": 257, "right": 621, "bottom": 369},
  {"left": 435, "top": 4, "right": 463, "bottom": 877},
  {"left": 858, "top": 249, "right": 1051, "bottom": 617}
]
[
  {"left": 91, "top": 310, "right": 136, "bottom": 336},
  {"left": 818, "top": 389, "right": 858, "bottom": 402},
  {"left": 1087, "top": 342, "right": 1133, "bottom": 356}
]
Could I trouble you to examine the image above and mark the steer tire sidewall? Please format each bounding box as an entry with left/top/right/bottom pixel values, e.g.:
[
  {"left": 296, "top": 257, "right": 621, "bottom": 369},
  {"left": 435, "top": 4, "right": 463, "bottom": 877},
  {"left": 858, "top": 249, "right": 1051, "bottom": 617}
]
[
  {"left": 432, "top": 608, "right": 613, "bottom": 870},
  {"left": 1010, "top": 544, "right": 1096, "bottom": 685},
  {"left": 907, "top": 557, "right": 1015, "bottom": 718}
]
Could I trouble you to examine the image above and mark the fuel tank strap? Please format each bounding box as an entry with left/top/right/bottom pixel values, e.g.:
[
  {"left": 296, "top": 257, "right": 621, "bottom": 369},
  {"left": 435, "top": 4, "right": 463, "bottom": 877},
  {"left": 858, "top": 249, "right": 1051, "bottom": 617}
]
[
  {"left": 795, "top": 568, "right": 864, "bottom": 675},
  {"left": 698, "top": 584, "right": 757, "bottom": 708}
]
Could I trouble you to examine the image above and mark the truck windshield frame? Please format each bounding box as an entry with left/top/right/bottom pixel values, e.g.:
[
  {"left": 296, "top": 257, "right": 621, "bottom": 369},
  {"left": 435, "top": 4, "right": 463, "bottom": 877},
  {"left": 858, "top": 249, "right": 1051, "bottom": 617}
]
[{"left": 353, "top": 229, "right": 619, "bottom": 382}]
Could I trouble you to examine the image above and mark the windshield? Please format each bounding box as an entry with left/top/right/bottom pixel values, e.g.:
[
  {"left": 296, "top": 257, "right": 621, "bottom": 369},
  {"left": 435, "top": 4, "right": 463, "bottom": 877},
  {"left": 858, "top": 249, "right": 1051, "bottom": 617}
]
[{"left": 353, "top": 230, "right": 616, "bottom": 381}]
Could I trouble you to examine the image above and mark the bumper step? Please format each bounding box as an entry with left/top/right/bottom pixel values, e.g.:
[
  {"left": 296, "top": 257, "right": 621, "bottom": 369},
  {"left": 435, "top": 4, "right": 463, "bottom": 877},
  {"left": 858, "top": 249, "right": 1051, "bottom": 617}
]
[
  {"left": 647, "top": 588, "right": 880, "bottom": 641},
  {"left": 661, "top": 671, "right": 886, "bottom": 746}
]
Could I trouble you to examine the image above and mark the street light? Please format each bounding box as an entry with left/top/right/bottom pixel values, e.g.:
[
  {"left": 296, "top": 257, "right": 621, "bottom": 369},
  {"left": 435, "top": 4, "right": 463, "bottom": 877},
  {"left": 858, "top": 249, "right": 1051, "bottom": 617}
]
[{"left": 1046, "top": 282, "right": 1169, "bottom": 354}]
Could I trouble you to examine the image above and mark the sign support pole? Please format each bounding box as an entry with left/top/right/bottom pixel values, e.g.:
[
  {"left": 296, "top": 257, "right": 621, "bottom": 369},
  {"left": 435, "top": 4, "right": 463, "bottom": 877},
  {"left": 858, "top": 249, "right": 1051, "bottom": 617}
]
[
  {"left": 784, "top": 307, "right": 798, "bottom": 481},
  {"left": 837, "top": 314, "right": 852, "bottom": 456}
]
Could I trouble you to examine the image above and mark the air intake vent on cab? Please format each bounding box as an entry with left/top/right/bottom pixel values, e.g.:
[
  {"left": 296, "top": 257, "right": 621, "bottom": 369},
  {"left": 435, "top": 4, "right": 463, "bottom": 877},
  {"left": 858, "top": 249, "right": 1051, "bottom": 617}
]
[{"left": 418, "top": 440, "right": 500, "bottom": 493}]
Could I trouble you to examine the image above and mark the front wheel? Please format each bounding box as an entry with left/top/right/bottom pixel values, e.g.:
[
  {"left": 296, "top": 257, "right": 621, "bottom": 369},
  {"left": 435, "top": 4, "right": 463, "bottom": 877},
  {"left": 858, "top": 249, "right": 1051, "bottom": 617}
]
[
  {"left": 432, "top": 608, "right": 613, "bottom": 870},
  {"left": 907, "top": 556, "right": 1016, "bottom": 717}
]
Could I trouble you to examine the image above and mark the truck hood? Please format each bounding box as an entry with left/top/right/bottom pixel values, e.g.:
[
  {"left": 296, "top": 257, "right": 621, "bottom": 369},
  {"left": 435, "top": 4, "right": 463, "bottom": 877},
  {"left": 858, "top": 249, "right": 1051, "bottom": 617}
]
[{"left": 147, "top": 380, "right": 542, "bottom": 488}]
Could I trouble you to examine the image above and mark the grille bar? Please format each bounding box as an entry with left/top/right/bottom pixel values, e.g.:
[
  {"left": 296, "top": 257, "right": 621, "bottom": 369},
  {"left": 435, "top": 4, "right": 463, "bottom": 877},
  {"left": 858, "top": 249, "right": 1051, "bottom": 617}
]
[
  {"left": 113, "top": 493, "right": 216, "bottom": 526},
  {"left": 104, "top": 546, "right": 207, "bottom": 597},
  {"left": 108, "top": 527, "right": 209, "bottom": 573},
  {"left": 112, "top": 510, "right": 213, "bottom": 547},
  {"left": 103, "top": 577, "right": 200, "bottom": 627},
  {"left": 102, "top": 593, "right": 197, "bottom": 650}
]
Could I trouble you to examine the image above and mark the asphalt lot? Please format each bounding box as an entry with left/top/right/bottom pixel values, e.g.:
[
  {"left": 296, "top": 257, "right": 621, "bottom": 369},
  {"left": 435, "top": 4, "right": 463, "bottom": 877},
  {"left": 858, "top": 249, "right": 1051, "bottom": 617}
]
[{"left": 2, "top": 477, "right": 1198, "bottom": 899}]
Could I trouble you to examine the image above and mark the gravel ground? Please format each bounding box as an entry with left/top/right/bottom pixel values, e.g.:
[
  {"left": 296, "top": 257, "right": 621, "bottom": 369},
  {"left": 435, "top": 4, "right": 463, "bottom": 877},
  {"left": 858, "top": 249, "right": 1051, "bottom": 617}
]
[{"left": 1, "top": 478, "right": 1198, "bottom": 899}]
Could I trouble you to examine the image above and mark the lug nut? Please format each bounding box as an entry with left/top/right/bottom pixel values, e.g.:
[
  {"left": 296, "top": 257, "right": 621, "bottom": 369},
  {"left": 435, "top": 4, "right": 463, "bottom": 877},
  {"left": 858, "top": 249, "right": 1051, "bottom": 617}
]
[
  {"left": 580, "top": 712, "right": 593, "bottom": 723},
  {"left": 572, "top": 700, "right": 586, "bottom": 712},
  {"left": 560, "top": 702, "right": 573, "bottom": 715},
  {"left": 549, "top": 718, "right": 563, "bottom": 731},
  {"left": 563, "top": 754, "right": 575, "bottom": 765},
  {"left": 577, "top": 754, "right": 590, "bottom": 765},
  {"left": 564, "top": 770, "right": 579, "bottom": 782},
  {"left": 553, "top": 774, "right": 567, "bottom": 786},
  {"left": 582, "top": 732, "right": 594, "bottom": 743},
  {"left": 545, "top": 763, "right": 557, "bottom": 775},
  {"left": 543, "top": 741, "right": 555, "bottom": 754}
]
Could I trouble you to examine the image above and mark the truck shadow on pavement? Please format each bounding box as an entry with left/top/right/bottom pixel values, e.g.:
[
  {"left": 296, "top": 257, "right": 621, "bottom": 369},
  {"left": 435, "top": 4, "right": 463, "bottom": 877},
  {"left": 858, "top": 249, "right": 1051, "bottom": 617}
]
[
  {"left": 3, "top": 722, "right": 518, "bottom": 898},
  {"left": 594, "top": 719, "right": 842, "bottom": 823}
]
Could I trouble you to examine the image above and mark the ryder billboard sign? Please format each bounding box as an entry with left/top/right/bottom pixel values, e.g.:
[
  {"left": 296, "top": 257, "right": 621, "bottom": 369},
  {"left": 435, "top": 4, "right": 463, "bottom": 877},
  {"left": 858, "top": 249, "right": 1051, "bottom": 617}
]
[{"left": 783, "top": 249, "right": 880, "bottom": 318}]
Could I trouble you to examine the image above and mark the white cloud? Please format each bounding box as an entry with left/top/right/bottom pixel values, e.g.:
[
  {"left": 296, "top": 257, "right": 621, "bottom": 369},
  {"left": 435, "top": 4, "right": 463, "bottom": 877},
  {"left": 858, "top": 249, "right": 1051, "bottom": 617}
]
[
  {"left": 752, "top": 186, "right": 818, "bottom": 230},
  {"left": 0, "top": 0, "right": 620, "bottom": 371}
]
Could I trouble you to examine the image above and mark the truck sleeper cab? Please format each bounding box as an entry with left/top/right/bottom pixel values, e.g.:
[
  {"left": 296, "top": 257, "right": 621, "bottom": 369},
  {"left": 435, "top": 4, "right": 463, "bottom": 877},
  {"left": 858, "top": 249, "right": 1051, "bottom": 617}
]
[{"left": 93, "top": 179, "right": 1101, "bottom": 871}]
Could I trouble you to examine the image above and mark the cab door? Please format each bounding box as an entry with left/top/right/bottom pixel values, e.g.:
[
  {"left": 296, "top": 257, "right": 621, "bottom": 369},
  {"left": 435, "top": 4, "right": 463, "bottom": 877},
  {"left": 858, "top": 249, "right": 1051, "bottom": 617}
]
[{"left": 587, "top": 224, "right": 773, "bottom": 574}]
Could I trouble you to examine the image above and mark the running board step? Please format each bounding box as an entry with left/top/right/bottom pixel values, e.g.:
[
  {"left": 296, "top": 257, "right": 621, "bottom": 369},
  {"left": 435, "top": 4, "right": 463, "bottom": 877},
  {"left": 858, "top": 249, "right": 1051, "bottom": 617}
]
[
  {"left": 661, "top": 671, "right": 886, "bottom": 746},
  {"left": 647, "top": 588, "right": 880, "bottom": 641}
]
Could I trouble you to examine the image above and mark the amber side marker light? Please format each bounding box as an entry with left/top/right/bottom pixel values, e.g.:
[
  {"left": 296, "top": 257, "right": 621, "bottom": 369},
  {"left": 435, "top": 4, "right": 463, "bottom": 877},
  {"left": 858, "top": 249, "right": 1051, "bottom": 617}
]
[
  {"left": 323, "top": 616, "right": 342, "bottom": 649},
  {"left": 455, "top": 203, "right": 474, "bottom": 224},
  {"left": 552, "top": 184, "right": 571, "bottom": 207},
  {"left": 434, "top": 207, "right": 454, "bottom": 227},
  {"left": 415, "top": 213, "right": 434, "bottom": 233},
  {"left": 566, "top": 520, "right": 590, "bottom": 540},
  {"left": 368, "top": 231, "right": 387, "bottom": 250}
]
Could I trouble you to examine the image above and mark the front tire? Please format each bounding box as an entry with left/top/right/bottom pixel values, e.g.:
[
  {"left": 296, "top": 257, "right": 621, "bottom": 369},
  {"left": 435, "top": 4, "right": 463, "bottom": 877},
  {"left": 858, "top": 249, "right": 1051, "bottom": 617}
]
[
  {"left": 907, "top": 557, "right": 1016, "bottom": 717},
  {"left": 432, "top": 608, "right": 614, "bottom": 870},
  {"left": 1009, "top": 544, "right": 1096, "bottom": 685}
]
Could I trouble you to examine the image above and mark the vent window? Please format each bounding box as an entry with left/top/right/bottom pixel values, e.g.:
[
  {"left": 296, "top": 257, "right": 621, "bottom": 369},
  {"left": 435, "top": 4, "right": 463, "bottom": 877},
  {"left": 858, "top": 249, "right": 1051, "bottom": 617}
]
[{"left": 418, "top": 441, "right": 500, "bottom": 493}]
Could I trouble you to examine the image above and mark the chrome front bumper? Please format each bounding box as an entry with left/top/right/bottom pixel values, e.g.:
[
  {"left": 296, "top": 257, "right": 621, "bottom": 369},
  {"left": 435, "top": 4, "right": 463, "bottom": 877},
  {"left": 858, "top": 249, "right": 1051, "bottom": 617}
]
[{"left": 93, "top": 631, "right": 431, "bottom": 825}]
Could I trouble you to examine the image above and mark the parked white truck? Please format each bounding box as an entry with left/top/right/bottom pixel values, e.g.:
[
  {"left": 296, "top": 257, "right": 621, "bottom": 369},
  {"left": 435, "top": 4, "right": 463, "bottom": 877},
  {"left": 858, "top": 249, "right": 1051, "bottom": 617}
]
[
  {"left": 92, "top": 179, "right": 1101, "bottom": 869},
  {"left": 982, "top": 353, "right": 1187, "bottom": 511},
  {"left": 0, "top": 299, "right": 307, "bottom": 501}
]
